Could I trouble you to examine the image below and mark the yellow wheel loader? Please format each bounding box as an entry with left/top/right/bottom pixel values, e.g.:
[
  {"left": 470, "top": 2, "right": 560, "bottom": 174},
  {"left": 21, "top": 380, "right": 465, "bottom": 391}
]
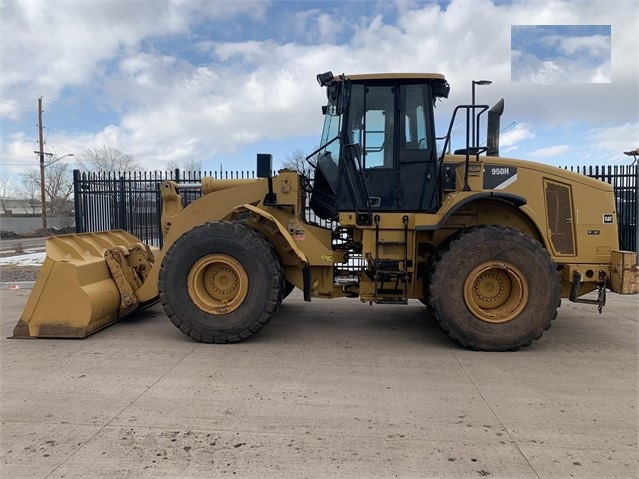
[{"left": 14, "top": 72, "right": 638, "bottom": 351}]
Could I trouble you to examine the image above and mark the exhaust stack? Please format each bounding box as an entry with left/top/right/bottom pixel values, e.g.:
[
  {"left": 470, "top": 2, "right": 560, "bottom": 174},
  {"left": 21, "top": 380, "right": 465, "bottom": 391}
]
[{"left": 487, "top": 98, "right": 504, "bottom": 156}]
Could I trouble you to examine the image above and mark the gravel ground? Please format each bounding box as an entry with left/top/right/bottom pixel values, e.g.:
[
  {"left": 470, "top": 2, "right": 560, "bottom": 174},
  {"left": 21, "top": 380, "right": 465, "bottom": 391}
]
[{"left": 0, "top": 265, "right": 41, "bottom": 283}]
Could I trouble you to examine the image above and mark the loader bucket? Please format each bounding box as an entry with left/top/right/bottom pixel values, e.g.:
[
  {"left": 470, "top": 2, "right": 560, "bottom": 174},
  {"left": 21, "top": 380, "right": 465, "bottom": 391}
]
[{"left": 12, "top": 230, "right": 155, "bottom": 339}]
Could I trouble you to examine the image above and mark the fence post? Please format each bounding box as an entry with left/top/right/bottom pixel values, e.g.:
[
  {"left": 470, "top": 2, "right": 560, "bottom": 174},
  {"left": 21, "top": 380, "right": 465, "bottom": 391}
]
[
  {"left": 634, "top": 163, "right": 639, "bottom": 253},
  {"left": 118, "top": 173, "right": 127, "bottom": 231},
  {"left": 156, "top": 179, "right": 163, "bottom": 248},
  {"left": 73, "top": 169, "right": 82, "bottom": 233}
]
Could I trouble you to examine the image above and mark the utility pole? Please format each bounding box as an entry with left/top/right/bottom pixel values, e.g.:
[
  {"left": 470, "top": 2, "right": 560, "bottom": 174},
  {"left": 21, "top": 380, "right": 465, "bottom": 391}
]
[{"left": 38, "top": 97, "right": 47, "bottom": 232}]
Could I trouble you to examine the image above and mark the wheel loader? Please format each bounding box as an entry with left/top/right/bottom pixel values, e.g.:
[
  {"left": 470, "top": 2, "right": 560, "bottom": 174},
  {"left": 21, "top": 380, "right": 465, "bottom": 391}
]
[{"left": 13, "top": 71, "right": 638, "bottom": 351}]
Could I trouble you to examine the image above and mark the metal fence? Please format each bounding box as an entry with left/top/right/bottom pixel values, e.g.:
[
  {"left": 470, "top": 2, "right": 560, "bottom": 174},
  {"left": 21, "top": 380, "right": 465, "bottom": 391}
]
[
  {"left": 74, "top": 164, "right": 638, "bottom": 251},
  {"left": 73, "top": 169, "right": 274, "bottom": 247}
]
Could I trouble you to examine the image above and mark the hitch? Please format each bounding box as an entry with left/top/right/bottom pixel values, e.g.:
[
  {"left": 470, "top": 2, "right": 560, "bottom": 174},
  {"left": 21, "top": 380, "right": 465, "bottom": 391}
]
[{"left": 569, "top": 271, "right": 607, "bottom": 314}]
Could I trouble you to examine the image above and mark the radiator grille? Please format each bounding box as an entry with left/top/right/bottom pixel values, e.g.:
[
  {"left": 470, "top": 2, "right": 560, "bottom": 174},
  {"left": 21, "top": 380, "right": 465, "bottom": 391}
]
[{"left": 545, "top": 181, "right": 575, "bottom": 255}]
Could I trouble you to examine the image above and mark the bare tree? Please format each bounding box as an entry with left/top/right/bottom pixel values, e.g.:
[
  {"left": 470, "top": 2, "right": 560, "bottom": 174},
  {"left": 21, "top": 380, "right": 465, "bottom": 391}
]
[
  {"left": 19, "top": 163, "right": 74, "bottom": 216},
  {"left": 76, "top": 146, "right": 140, "bottom": 172},
  {"left": 164, "top": 158, "right": 203, "bottom": 181},
  {"left": 165, "top": 160, "right": 181, "bottom": 172},
  {"left": 183, "top": 158, "right": 202, "bottom": 173},
  {"left": 19, "top": 173, "right": 39, "bottom": 215},
  {"left": 0, "top": 170, "right": 16, "bottom": 214},
  {"left": 281, "top": 148, "right": 317, "bottom": 178},
  {"left": 165, "top": 158, "right": 202, "bottom": 173},
  {"left": 45, "top": 163, "right": 74, "bottom": 215}
]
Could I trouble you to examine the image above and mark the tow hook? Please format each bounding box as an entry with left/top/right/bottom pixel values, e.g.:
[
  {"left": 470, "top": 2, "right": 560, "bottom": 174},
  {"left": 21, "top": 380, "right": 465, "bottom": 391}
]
[{"left": 569, "top": 271, "right": 607, "bottom": 314}]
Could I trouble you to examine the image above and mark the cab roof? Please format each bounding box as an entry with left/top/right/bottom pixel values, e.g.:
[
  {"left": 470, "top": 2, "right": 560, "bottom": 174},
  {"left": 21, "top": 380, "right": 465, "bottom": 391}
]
[
  {"left": 341, "top": 72, "right": 446, "bottom": 81},
  {"left": 316, "top": 71, "right": 450, "bottom": 98}
]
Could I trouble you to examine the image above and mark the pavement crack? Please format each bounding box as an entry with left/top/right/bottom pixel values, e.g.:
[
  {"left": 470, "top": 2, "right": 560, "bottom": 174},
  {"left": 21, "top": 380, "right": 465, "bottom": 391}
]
[
  {"left": 449, "top": 349, "right": 542, "bottom": 479},
  {"left": 42, "top": 343, "right": 200, "bottom": 478}
]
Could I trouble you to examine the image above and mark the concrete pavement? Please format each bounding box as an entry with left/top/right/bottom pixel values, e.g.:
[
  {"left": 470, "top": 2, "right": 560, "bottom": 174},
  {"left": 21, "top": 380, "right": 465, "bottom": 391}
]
[{"left": 1, "top": 289, "right": 637, "bottom": 478}]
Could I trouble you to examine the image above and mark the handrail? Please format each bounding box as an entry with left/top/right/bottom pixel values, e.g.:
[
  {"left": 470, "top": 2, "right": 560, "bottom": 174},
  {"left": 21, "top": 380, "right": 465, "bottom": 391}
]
[{"left": 432, "top": 104, "right": 489, "bottom": 199}]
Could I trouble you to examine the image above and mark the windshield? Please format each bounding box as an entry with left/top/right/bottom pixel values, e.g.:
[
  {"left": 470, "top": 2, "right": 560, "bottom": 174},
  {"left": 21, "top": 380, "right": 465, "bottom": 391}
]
[
  {"left": 316, "top": 111, "right": 341, "bottom": 184},
  {"left": 315, "top": 80, "right": 349, "bottom": 186}
]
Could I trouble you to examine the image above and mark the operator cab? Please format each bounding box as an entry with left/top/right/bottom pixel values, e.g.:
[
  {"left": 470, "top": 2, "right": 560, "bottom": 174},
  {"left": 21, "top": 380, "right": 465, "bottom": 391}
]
[{"left": 310, "top": 72, "right": 450, "bottom": 224}]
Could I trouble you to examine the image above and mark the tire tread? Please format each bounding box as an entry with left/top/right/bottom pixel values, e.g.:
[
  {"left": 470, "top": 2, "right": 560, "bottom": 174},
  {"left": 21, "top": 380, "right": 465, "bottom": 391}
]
[
  {"left": 158, "top": 221, "right": 284, "bottom": 343},
  {"left": 427, "top": 225, "right": 561, "bottom": 351}
]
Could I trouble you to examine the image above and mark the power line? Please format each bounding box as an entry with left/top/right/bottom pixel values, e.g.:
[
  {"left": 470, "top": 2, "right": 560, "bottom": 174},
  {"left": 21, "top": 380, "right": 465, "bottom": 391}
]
[
  {"left": 48, "top": 98, "right": 106, "bottom": 128},
  {"left": 1, "top": 164, "right": 41, "bottom": 167},
  {"left": 1, "top": 85, "right": 108, "bottom": 133},
  {"left": 0, "top": 100, "right": 33, "bottom": 111}
]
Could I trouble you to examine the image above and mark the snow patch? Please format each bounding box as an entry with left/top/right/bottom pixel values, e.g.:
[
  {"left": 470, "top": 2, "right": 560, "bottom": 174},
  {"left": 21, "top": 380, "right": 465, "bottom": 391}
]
[{"left": 0, "top": 252, "right": 46, "bottom": 267}]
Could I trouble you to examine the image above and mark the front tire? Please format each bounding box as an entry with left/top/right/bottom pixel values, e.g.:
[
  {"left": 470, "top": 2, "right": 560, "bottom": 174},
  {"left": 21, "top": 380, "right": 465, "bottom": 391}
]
[
  {"left": 427, "top": 226, "right": 561, "bottom": 351},
  {"left": 159, "top": 221, "right": 284, "bottom": 343}
]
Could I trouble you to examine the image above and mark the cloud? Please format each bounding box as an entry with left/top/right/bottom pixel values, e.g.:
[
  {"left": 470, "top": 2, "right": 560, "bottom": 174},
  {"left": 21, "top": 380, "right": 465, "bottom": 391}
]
[
  {"left": 512, "top": 54, "right": 567, "bottom": 83},
  {"left": 500, "top": 123, "right": 535, "bottom": 153},
  {"left": 511, "top": 26, "right": 611, "bottom": 83},
  {"left": 557, "top": 34, "right": 610, "bottom": 57},
  {"left": 586, "top": 122, "right": 639, "bottom": 162},
  {"left": 0, "top": 1, "right": 269, "bottom": 98},
  {"left": 0, "top": 0, "right": 636, "bottom": 175},
  {"left": 289, "top": 8, "right": 344, "bottom": 44},
  {"left": 528, "top": 144, "right": 571, "bottom": 158}
]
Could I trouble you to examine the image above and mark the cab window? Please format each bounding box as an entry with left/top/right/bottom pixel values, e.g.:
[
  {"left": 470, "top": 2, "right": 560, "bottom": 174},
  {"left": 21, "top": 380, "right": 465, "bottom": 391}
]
[{"left": 348, "top": 84, "right": 395, "bottom": 169}]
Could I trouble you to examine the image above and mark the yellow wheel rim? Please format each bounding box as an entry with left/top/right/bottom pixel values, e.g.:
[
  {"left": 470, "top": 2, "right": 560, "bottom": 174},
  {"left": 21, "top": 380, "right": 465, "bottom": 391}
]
[
  {"left": 463, "top": 261, "right": 529, "bottom": 324},
  {"left": 187, "top": 254, "right": 249, "bottom": 315}
]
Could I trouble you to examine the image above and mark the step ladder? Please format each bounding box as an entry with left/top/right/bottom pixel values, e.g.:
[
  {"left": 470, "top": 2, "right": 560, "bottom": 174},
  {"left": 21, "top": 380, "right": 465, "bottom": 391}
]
[{"left": 373, "top": 215, "right": 409, "bottom": 305}]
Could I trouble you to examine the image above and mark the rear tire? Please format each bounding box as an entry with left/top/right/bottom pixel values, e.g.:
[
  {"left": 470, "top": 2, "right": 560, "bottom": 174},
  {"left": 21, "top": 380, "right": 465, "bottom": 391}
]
[
  {"left": 159, "top": 221, "right": 284, "bottom": 343},
  {"left": 427, "top": 226, "right": 560, "bottom": 351}
]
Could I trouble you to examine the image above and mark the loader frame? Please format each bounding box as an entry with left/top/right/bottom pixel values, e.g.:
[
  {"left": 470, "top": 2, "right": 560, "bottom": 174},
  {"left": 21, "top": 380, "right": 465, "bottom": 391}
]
[{"left": 14, "top": 71, "right": 637, "bottom": 351}]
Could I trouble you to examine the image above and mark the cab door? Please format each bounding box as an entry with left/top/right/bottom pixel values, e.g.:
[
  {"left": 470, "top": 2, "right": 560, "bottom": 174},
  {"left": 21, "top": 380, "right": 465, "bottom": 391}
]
[
  {"left": 348, "top": 83, "right": 398, "bottom": 211},
  {"left": 342, "top": 81, "right": 439, "bottom": 214},
  {"left": 397, "top": 83, "right": 439, "bottom": 212}
]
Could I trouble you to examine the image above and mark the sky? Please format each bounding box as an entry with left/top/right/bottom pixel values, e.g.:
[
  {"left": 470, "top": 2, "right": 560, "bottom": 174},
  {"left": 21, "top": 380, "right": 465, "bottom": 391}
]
[
  {"left": 1, "top": 0, "right": 637, "bottom": 180},
  {"left": 512, "top": 25, "right": 611, "bottom": 84}
]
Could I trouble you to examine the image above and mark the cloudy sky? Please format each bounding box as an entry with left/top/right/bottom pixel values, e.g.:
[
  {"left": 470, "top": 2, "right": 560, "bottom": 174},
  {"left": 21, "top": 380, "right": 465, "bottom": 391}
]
[{"left": 1, "top": 0, "right": 637, "bottom": 178}]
